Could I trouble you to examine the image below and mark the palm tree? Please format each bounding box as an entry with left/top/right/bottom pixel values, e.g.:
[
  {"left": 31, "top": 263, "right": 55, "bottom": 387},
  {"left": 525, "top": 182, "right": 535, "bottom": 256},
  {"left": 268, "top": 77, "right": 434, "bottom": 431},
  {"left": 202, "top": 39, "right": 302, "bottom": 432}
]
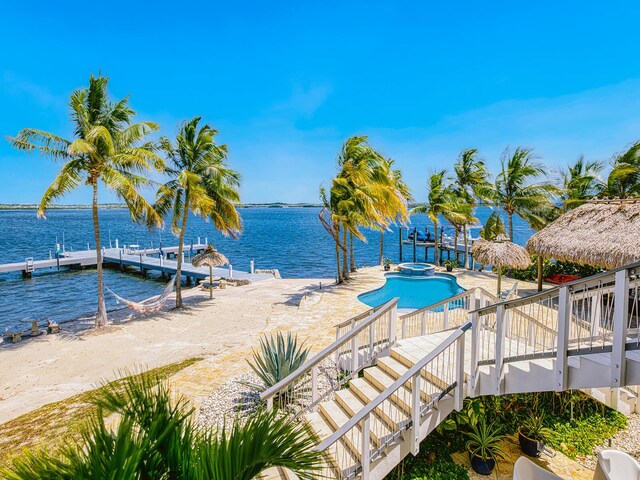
[
  {"left": 8, "top": 74, "right": 164, "bottom": 327},
  {"left": 491, "top": 147, "right": 558, "bottom": 241},
  {"left": 155, "top": 117, "right": 242, "bottom": 309},
  {"left": 603, "top": 141, "right": 640, "bottom": 198},
  {"left": 0, "top": 373, "right": 323, "bottom": 479},
  {"left": 452, "top": 149, "right": 490, "bottom": 268},
  {"left": 560, "top": 156, "right": 604, "bottom": 210},
  {"left": 412, "top": 171, "right": 468, "bottom": 266},
  {"left": 378, "top": 160, "right": 412, "bottom": 265}
]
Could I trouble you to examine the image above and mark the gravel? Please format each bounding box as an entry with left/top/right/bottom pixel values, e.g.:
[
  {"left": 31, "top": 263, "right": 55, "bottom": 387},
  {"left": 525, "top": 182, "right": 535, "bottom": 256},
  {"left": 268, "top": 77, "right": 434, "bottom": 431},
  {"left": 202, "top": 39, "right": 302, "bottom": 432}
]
[
  {"left": 198, "top": 372, "right": 263, "bottom": 430},
  {"left": 579, "top": 412, "right": 640, "bottom": 470}
]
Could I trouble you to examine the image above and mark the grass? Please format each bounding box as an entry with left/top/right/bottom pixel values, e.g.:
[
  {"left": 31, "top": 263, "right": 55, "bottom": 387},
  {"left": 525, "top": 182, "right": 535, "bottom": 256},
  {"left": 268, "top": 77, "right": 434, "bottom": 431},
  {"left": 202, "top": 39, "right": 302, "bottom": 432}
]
[{"left": 0, "top": 357, "right": 202, "bottom": 467}]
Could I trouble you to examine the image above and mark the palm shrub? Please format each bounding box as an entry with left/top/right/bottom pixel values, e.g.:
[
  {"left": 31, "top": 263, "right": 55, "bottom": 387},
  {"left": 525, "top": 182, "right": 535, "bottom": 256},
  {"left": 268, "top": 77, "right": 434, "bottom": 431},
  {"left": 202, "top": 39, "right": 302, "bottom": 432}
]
[
  {"left": 465, "top": 418, "right": 508, "bottom": 463},
  {"left": 246, "top": 332, "right": 311, "bottom": 397},
  {"left": 0, "top": 372, "right": 322, "bottom": 480}
]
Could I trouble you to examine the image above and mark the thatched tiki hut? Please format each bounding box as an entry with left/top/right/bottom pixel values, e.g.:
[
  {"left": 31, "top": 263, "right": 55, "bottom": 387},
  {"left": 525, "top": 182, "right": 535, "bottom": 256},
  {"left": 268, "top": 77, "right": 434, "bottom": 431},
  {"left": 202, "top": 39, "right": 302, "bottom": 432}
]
[
  {"left": 472, "top": 234, "right": 531, "bottom": 295},
  {"left": 526, "top": 199, "right": 640, "bottom": 290},
  {"left": 192, "top": 245, "right": 229, "bottom": 298}
]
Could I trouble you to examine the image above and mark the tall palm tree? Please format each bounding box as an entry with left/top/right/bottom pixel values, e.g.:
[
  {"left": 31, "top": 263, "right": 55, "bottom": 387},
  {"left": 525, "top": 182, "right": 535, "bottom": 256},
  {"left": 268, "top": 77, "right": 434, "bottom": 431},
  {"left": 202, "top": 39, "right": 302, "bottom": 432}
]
[
  {"left": 9, "top": 74, "right": 164, "bottom": 327},
  {"left": 491, "top": 147, "right": 558, "bottom": 241},
  {"left": 155, "top": 117, "right": 242, "bottom": 308},
  {"left": 378, "top": 160, "right": 412, "bottom": 265},
  {"left": 452, "top": 149, "right": 490, "bottom": 268},
  {"left": 603, "top": 141, "right": 640, "bottom": 198},
  {"left": 412, "top": 171, "right": 468, "bottom": 266},
  {"left": 560, "top": 156, "right": 604, "bottom": 210},
  {"left": 1, "top": 373, "right": 323, "bottom": 479}
]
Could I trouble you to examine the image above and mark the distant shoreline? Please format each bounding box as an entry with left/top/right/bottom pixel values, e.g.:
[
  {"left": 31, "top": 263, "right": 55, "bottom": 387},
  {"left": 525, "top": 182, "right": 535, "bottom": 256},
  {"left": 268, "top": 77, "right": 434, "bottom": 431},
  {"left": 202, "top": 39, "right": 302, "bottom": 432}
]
[{"left": 0, "top": 203, "right": 323, "bottom": 210}]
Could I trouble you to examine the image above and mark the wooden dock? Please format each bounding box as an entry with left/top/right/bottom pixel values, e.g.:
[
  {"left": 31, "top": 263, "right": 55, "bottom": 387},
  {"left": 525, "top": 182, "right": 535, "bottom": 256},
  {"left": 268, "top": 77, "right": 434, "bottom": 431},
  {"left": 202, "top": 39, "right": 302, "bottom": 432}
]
[{"left": 0, "top": 243, "right": 273, "bottom": 283}]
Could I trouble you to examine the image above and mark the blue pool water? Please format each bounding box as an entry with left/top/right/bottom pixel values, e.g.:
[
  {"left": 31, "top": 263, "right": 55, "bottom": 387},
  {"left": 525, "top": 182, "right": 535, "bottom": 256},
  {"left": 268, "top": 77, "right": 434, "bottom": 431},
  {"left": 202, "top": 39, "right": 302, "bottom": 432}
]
[{"left": 358, "top": 273, "right": 464, "bottom": 310}]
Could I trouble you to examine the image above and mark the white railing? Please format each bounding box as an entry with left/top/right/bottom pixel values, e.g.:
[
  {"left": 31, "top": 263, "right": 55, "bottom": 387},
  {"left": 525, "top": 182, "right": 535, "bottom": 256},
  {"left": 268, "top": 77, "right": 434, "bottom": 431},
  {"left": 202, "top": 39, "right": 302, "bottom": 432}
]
[
  {"left": 261, "top": 298, "right": 398, "bottom": 414},
  {"left": 314, "top": 324, "right": 469, "bottom": 479},
  {"left": 334, "top": 305, "right": 383, "bottom": 340},
  {"left": 470, "top": 261, "right": 640, "bottom": 393},
  {"left": 399, "top": 287, "right": 498, "bottom": 339}
]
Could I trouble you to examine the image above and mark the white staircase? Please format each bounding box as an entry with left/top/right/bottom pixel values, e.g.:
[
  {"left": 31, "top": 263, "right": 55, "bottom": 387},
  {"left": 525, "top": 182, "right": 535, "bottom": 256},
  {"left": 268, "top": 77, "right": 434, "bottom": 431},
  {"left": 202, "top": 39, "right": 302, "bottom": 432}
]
[{"left": 260, "top": 262, "right": 640, "bottom": 479}]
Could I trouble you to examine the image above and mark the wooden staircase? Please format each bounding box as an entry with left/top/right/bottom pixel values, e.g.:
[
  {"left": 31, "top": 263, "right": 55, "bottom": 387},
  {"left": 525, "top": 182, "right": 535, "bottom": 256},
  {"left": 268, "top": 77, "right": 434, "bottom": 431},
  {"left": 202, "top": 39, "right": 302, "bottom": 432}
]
[{"left": 260, "top": 262, "right": 640, "bottom": 479}]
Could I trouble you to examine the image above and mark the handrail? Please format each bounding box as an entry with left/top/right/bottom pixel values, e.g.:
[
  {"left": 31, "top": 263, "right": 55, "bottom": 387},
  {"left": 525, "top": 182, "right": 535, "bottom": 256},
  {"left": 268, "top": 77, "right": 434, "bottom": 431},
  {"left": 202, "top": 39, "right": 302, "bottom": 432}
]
[
  {"left": 334, "top": 305, "right": 381, "bottom": 329},
  {"left": 315, "top": 322, "right": 471, "bottom": 452},
  {"left": 260, "top": 297, "right": 399, "bottom": 403}
]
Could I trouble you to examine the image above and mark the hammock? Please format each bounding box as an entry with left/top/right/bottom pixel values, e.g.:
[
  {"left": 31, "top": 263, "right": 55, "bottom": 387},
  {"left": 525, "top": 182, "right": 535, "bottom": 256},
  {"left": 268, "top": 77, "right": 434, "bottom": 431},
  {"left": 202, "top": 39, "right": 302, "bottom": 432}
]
[{"left": 107, "top": 278, "right": 175, "bottom": 313}]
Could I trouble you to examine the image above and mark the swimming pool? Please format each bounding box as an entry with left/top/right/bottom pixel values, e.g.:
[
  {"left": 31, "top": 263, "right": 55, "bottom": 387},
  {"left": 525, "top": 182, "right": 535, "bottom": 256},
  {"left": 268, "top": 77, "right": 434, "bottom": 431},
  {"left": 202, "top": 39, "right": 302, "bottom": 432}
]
[{"left": 358, "top": 273, "right": 464, "bottom": 310}]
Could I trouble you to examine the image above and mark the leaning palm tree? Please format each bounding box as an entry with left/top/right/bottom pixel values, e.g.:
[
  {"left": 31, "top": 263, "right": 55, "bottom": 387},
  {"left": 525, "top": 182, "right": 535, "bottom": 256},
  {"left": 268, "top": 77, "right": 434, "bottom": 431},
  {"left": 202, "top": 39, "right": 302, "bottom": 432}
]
[
  {"left": 560, "top": 156, "right": 604, "bottom": 210},
  {"left": 0, "top": 372, "right": 323, "bottom": 479},
  {"left": 155, "top": 117, "right": 242, "bottom": 309},
  {"left": 8, "top": 74, "right": 164, "bottom": 327},
  {"left": 603, "top": 141, "right": 640, "bottom": 199},
  {"left": 491, "top": 147, "right": 559, "bottom": 241},
  {"left": 452, "top": 148, "right": 491, "bottom": 268},
  {"left": 412, "top": 171, "right": 468, "bottom": 266}
]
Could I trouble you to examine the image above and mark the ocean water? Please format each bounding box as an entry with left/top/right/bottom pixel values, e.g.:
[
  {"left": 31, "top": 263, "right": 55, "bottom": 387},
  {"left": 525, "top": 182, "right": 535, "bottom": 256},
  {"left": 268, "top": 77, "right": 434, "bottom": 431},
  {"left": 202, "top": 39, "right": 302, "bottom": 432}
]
[{"left": 0, "top": 207, "right": 533, "bottom": 329}]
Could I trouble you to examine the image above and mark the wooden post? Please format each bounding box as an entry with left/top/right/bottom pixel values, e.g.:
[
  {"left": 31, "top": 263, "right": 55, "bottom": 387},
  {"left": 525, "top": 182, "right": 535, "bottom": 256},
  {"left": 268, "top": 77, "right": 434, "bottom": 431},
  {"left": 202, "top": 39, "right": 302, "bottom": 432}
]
[
  {"left": 537, "top": 256, "right": 543, "bottom": 292},
  {"left": 361, "top": 415, "right": 371, "bottom": 478},
  {"left": 399, "top": 227, "right": 403, "bottom": 263},
  {"left": 497, "top": 269, "right": 502, "bottom": 296},
  {"left": 455, "top": 335, "right": 465, "bottom": 411},
  {"left": 469, "top": 308, "right": 480, "bottom": 397},
  {"left": 413, "top": 227, "right": 417, "bottom": 262},
  {"left": 495, "top": 305, "right": 506, "bottom": 394},
  {"left": 411, "top": 373, "right": 421, "bottom": 455},
  {"left": 209, "top": 265, "right": 213, "bottom": 299},
  {"left": 555, "top": 286, "right": 571, "bottom": 391},
  {"left": 612, "top": 269, "right": 630, "bottom": 388}
]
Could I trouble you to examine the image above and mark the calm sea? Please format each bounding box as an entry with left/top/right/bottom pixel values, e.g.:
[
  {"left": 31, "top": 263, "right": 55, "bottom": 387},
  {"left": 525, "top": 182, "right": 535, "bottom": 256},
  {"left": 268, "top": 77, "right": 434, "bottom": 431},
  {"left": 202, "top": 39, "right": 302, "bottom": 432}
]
[{"left": 0, "top": 207, "right": 533, "bottom": 329}]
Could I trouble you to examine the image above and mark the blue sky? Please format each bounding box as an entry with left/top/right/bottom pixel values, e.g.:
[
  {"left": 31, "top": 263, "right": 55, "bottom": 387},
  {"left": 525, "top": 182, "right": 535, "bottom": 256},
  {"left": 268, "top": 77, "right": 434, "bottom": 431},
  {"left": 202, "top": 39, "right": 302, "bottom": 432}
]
[{"left": 1, "top": 1, "right": 640, "bottom": 204}]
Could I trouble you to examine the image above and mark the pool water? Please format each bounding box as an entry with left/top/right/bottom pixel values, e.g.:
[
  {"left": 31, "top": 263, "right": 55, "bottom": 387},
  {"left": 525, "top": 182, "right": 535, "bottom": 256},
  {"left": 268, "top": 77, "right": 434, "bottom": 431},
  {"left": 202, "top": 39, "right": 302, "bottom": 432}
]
[{"left": 358, "top": 273, "right": 464, "bottom": 310}]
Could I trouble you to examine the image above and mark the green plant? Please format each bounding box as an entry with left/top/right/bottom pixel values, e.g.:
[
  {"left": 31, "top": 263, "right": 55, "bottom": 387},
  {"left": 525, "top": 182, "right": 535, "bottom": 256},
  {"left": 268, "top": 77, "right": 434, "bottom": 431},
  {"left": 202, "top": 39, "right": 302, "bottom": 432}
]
[
  {"left": 0, "top": 372, "right": 322, "bottom": 479},
  {"left": 246, "top": 332, "right": 311, "bottom": 393},
  {"left": 465, "top": 418, "right": 508, "bottom": 463},
  {"left": 383, "top": 257, "right": 393, "bottom": 266},
  {"left": 521, "top": 413, "right": 552, "bottom": 441},
  {"left": 443, "top": 259, "right": 458, "bottom": 268}
]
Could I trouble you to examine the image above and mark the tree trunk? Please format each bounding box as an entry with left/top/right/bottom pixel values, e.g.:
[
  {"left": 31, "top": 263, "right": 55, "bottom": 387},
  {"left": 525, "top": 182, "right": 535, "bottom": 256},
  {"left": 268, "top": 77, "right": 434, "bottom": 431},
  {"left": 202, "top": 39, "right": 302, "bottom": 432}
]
[
  {"left": 433, "top": 222, "right": 440, "bottom": 266},
  {"left": 334, "top": 223, "right": 343, "bottom": 284},
  {"left": 92, "top": 181, "right": 108, "bottom": 328},
  {"left": 379, "top": 231, "right": 384, "bottom": 265},
  {"left": 342, "top": 227, "right": 350, "bottom": 280},
  {"left": 508, "top": 212, "right": 514, "bottom": 241},
  {"left": 453, "top": 226, "right": 459, "bottom": 264},
  {"left": 175, "top": 191, "right": 190, "bottom": 308},
  {"left": 463, "top": 224, "right": 470, "bottom": 269},
  {"left": 537, "top": 256, "right": 543, "bottom": 292},
  {"left": 349, "top": 231, "right": 355, "bottom": 272}
]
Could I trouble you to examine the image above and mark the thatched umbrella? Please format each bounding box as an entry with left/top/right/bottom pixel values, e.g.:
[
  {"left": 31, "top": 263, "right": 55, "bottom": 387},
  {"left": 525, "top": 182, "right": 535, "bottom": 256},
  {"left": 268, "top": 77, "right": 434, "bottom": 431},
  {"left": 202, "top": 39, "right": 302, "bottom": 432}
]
[
  {"left": 527, "top": 199, "right": 640, "bottom": 270},
  {"left": 192, "top": 244, "right": 229, "bottom": 298},
  {"left": 472, "top": 234, "right": 531, "bottom": 295}
]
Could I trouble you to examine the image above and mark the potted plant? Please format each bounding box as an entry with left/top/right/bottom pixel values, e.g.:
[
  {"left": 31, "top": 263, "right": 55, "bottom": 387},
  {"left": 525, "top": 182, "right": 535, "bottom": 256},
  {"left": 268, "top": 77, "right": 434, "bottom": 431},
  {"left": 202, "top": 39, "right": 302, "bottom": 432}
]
[
  {"left": 443, "top": 259, "right": 457, "bottom": 272},
  {"left": 383, "top": 257, "right": 392, "bottom": 271},
  {"left": 518, "top": 414, "right": 551, "bottom": 457},
  {"left": 465, "top": 418, "right": 508, "bottom": 475}
]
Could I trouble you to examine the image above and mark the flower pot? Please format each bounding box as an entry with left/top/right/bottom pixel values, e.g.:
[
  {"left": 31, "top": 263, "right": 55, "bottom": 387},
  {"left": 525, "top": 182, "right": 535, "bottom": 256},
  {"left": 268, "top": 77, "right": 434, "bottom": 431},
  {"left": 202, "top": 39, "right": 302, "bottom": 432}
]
[
  {"left": 518, "top": 428, "right": 544, "bottom": 457},
  {"left": 469, "top": 452, "right": 495, "bottom": 475},
  {"left": 384, "top": 265, "right": 391, "bottom": 271},
  {"left": 446, "top": 265, "right": 453, "bottom": 272}
]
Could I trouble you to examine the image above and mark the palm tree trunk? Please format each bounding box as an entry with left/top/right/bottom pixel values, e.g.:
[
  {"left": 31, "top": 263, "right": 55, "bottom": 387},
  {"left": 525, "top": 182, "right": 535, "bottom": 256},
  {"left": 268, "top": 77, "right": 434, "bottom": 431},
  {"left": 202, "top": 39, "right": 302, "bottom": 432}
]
[
  {"left": 433, "top": 222, "right": 439, "bottom": 266},
  {"left": 349, "top": 232, "right": 355, "bottom": 272},
  {"left": 508, "top": 212, "right": 514, "bottom": 241},
  {"left": 175, "top": 191, "right": 190, "bottom": 308},
  {"left": 335, "top": 235, "right": 343, "bottom": 284},
  {"left": 378, "top": 231, "right": 384, "bottom": 265},
  {"left": 453, "top": 226, "right": 459, "bottom": 264},
  {"left": 92, "top": 181, "right": 108, "bottom": 328},
  {"left": 342, "top": 227, "right": 350, "bottom": 280},
  {"left": 463, "top": 224, "right": 470, "bottom": 269}
]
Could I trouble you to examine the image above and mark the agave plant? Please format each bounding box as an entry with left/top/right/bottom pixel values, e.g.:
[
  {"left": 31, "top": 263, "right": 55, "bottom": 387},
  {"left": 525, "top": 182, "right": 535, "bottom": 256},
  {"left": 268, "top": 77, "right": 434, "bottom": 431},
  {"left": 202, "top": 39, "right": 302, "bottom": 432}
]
[
  {"left": 465, "top": 417, "right": 509, "bottom": 463},
  {"left": 0, "top": 372, "right": 322, "bottom": 480},
  {"left": 246, "top": 332, "right": 311, "bottom": 396}
]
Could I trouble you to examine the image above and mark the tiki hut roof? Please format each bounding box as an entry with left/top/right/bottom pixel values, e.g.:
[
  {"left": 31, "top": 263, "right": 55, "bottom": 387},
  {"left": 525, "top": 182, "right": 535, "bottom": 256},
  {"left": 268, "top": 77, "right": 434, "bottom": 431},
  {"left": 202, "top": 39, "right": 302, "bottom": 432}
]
[
  {"left": 526, "top": 199, "right": 640, "bottom": 269},
  {"left": 192, "top": 244, "right": 229, "bottom": 268},
  {"left": 472, "top": 234, "right": 531, "bottom": 269}
]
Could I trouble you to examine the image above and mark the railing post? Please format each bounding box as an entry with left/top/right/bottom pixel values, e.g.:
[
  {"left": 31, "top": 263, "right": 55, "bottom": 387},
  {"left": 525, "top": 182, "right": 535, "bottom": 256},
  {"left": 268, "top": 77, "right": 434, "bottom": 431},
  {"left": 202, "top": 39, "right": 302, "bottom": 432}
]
[
  {"left": 555, "top": 286, "right": 571, "bottom": 391},
  {"left": 494, "top": 305, "right": 506, "bottom": 394},
  {"left": 351, "top": 335, "right": 359, "bottom": 373},
  {"left": 389, "top": 303, "right": 397, "bottom": 345},
  {"left": 469, "top": 301, "right": 480, "bottom": 397},
  {"left": 361, "top": 414, "right": 371, "bottom": 479},
  {"left": 369, "top": 323, "right": 375, "bottom": 362},
  {"left": 421, "top": 311, "right": 426, "bottom": 336},
  {"left": 311, "top": 365, "right": 318, "bottom": 405},
  {"left": 612, "top": 269, "right": 630, "bottom": 388},
  {"left": 401, "top": 318, "right": 407, "bottom": 339},
  {"left": 443, "top": 303, "right": 449, "bottom": 330},
  {"left": 266, "top": 396, "right": 273, "bottom": 411},
  {"left": 410, "top": 373, "right": 421, "bottom": 455},
  {"left": 590, "top": 284, "right": 602, "bottom": 338},
  {"left": 455, "top": 334, "right": 465, "bottom": 411}
]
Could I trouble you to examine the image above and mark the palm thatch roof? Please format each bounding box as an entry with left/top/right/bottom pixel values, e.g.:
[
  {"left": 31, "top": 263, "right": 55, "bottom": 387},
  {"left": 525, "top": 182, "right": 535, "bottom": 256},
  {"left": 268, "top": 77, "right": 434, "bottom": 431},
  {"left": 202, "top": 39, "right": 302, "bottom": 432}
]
[
  {"left": 192, "top": 244, "right": 229, "bottom": 268},
  {"left": 526, "top": 199, "right": 640, "bottom": 269},
  {"left": 472, "top": 234, "right": 531, "bottom": 269}
]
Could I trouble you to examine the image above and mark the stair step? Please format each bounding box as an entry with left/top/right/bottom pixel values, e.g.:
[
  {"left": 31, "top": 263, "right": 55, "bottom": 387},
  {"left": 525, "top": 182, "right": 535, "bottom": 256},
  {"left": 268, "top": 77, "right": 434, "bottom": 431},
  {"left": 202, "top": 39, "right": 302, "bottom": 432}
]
[
  {"left": 389, "top": 346, "right": 449, "bottom": 390},
  {"left": 365, "top": 365, "right": 439, "bottom": 407},
  {"left": 305, "top": 411, "right": 358, "bottom": 478},
  {"left": 319, "top": 400, "right": 374, "bottom": 459},
  {"left": 334, "top": 388, "right": 397, "bottom": 447},
  {"left": 348, "top": 377, "right": 410, "bottom": 425},
  {"left": 376, "top": 357, "right": 444, "bottom": 396}
]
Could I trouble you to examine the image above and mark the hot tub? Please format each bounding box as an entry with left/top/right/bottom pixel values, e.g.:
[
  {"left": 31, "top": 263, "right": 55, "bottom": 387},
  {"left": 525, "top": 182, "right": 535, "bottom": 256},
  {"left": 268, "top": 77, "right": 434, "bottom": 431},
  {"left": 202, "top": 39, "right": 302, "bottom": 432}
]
[{"left": 397, "top": 262, "right": 436, "bottom": 276}]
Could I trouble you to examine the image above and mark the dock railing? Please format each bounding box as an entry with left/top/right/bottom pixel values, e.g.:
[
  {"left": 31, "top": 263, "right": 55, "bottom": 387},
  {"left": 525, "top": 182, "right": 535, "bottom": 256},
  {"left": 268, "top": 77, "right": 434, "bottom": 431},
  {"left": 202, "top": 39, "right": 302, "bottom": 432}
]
[{"left": 261, "top": 298, "right": 398, "bottom": 415}]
